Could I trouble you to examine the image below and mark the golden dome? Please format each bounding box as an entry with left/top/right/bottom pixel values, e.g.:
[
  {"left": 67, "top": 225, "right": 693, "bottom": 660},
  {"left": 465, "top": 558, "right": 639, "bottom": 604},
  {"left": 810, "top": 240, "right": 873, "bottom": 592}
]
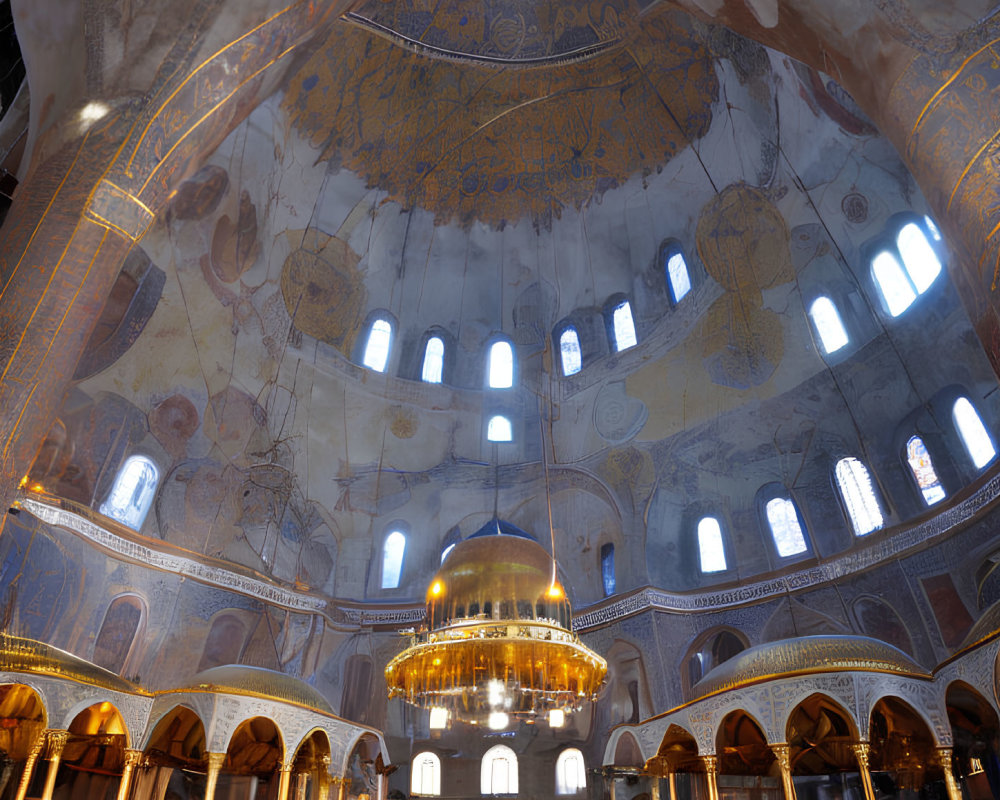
[
  {"left": 956, "top": 601, "right": 1000, "bottom": 653},
  {"left": 0, "top": 633, "right": 144, "bottom": 695},
  {"left": 181, "top": 665, "right": 334, "bottom": 713},
  {"left": 692, "top": 635, "right": 929, "bottom": 700},
  {"left": 425, "top": 533, "right": 571, "bottom": 630}
]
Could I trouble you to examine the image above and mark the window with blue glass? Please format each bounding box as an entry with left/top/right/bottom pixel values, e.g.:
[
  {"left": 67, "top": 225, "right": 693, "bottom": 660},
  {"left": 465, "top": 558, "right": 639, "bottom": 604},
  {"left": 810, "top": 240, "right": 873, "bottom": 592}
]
[{"left": 600, "top": 543, "right": 615, "bottom": 596}]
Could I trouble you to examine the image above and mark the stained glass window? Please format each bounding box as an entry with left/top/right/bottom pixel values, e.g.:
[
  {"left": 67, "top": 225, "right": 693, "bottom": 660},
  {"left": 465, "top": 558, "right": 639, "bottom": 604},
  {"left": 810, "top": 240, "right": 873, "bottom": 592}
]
[
  {"left": 600, "top": 543, "right": 615, "bottom": 596},
  {"left": 905, "top": 436, "right": 946, "bottom": 505}
]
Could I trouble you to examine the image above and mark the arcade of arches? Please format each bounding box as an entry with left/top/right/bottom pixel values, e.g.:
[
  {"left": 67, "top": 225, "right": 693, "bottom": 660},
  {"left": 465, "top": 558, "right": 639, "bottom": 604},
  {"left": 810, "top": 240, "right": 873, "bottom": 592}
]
[{"left": 5, "top": 0, "right": 1000, "bottom": 798}]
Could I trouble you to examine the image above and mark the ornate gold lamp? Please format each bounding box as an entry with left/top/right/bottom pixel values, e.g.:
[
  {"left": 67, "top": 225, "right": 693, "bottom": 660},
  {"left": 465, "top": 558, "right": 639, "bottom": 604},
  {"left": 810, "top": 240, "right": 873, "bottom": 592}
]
[{"left": 384, "top": 529, "right": 607, "bottom": 729}]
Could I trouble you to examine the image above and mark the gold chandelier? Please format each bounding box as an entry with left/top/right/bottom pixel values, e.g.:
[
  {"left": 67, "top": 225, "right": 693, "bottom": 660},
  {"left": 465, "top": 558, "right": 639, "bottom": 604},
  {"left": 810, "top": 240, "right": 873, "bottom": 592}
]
[{"left": 384, "top": 530, "right": 607, "bottom": 730}]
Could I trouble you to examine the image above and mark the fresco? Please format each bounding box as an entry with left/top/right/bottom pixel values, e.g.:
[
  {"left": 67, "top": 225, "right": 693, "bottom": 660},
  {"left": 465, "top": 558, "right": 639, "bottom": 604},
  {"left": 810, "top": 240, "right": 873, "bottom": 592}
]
[{"left": 282, "top": 8, "right": 716, "bottom": 229}]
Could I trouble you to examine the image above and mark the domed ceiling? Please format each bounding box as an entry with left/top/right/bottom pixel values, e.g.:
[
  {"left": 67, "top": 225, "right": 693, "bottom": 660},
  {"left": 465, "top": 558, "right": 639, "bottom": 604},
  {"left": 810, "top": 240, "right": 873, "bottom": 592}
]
[{"left": 27, "top": 0, "right": 1000, "bottom": 611}]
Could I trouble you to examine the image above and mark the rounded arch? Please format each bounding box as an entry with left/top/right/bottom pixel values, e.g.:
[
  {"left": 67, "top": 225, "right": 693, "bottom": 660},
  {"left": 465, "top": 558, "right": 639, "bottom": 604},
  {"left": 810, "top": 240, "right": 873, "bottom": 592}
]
[
  {"left": 681, "top": 626, "right": 749, "bottom": 700},
  {"left": 481, "top": 743, "right": 518, "bottom": 795},
  {"left": 92, "top": 592, "right": 146, "bottom": 676},
  {"left": 292, "top": 728, "right": 332, "bottom": 799},
  {"left": 198, "top": 610, "right": 251, "bottom": 671},
  {"left": 868, "top": 694, "right": 942, "bottom": 792},
  {"left": 865, "top": 690, "right": 944, "bottom": 748},
  {"left": 716, "top": 709, "right": 774, "bottom": 776},
  {"left": 785, "top": 693, "right": 859, "bottom": 775},
  {"left": 63, "top": 697, "right": 129, "bottom": 746},
  {"left": 143, "top": 704, "right": 207, "bottom": 768},
  {"left": 613, "top": 731, "right": 644, "bottom": 767},
  {"left": 555, "top": 747, "right": 587, "bottom": 795},
  {"left": 224, "top": 715, "right": 285, "bottom": 776},
  {"left": 605, "top": 639, "right": 654, "bottom": 726},
  {"left": 0, "top": 683, "right": 47, "bottom": 760},
  {"left": 945, "top": 679, "right": 1000, "bottom": 795},
  {"left": 411, "top": 749, "right": 441, "bottom": 796},
  {"left": 653, "top": 723, "right": 701, "bottom": 772}
]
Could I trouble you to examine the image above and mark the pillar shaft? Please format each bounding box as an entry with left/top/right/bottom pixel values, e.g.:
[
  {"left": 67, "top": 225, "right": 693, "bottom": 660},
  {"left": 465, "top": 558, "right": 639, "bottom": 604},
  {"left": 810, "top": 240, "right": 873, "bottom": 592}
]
[
  {"left": 277, "top": 762, "right": 293, "bottom": 800},
  {"left": 14, "top": 730, "right": 46, "bottom": 800},
  {"left": 771, "top": 743, "right": 797, "bottom": 800},
  {"left": 115, "top": 749, "right": 143, "bottom": 800},
  {"left": 851, "top": 742, "right": 876, "bottom": 800},
  {"left": 668, "top": 771, "right": 677, "bottom": 800},
  {"left": 204, "top": 752, "right": 226, "bottom": 800},
  {"left": 937, "top": 747, "right": 963, "bottom": 800},
  {"left": 40, "top": 730, "right": 68, "bottom": 800},
  {"left": 701, "top": 755, "right": 719, "bottom": 800}
]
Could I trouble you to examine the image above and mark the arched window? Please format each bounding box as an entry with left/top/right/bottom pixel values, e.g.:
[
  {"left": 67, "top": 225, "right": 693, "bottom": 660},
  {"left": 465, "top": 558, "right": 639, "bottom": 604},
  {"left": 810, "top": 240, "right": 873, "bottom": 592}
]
[
  {"left": 609, "top": 300, "right": 637, "bottom": 352},
  {"left": 559, "top": 327, "right": 583, "bottom": 376},
  {"left": 953, "top": 397, "right": 996, "bottom": 469},
  {"left": 808, "top": 296, "right": 849, "bottom": 354},
  {"left": 664, "top": 248, "right": 691, "bottom": 304},
  {"left": 362, "top": 317, "right": 393, "bottom": 372},
  {"left": 697, "top": 517, "right": 727, "bottom": 573},
  {"left": 871, "top": 220, "right": 942, "bottom": 317},
  {"left": 382, "top": 530, "right": 406, "bottom": 589},
  {"left": 411, "top": 751, "right": 441, "bottom": 796},
  {"left": 600, "top": 543, "right": 616, "bottom": 597},
  {"left": 481, "top": 744, "right": 518, "bottom": 795},
  {"left": 764, "top": 496, "right": 808, "bottom": 557},
  {"left": 422, "top": 336, "right": 445, "bottom": 384},
  {"left": 488, "top": 339, "right": 514, "bottom": 388},
  {"left": 92, "top": 595, "right": 144, "bottom": 674},
  {"left": 555, "top": 748, "right": 587, "bottom": 795},
  {"left": 487, "top": 415, "right": 513, "bottom": 442},
  {"left": 198, "top": 613, "right": 247, "bottom": 671},
  {"left": 835, "top": 457, "right": 884, "bottom": 536},
  {"left": 100, "top": 455, "right": 159, "bottom": 530},
  {"left": 905, "top": 436, "right": 946, "bottom": 505}
]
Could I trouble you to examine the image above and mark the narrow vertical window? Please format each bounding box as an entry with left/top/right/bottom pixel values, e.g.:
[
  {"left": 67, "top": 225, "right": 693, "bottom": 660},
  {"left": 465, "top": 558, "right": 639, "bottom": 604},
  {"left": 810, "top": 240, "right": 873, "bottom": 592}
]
[
  {"left": 765, "top": 497, "right": 808, "bottom": 557},
  {"left": 411, "top": 752, "right": 441, "bottom": 796},
  {"left": 610, "top": 300, "right": 637, "bottom": 352},
  {"left": 422, "top": 336, "right": 445, "bottom": 384},
  {"left": 666, "top": 251, "right": 691, "bottom": 304},
  {"left": 953, "top": 397, "right": 996, "bottom": 469},
  {"left": 488, "top": 339, "right": 514, "bottom": 388},
  {"left": 600, "top": 543, "right": 616, "bottom": 597},
  {"left": 835, "top": 457, "right": 884, "bottom": 536},
  {"left": 362, "top": 318, "right": 392, "bottom": 372},
  {"left": 808, "top": 296, "right": 849, "bottom": 354},
  {"left": 897, "top": 222, "right": 942, "bottom": 293},
  {"left": 382, "top": 530, "right": 406, "bottom": 589},
  {"left": 559, "top": 327, "right": 583, "bottom": 376},
  {"left": 905, "top": 436, "right": 946, "bottom": 505},
  {"left": 555, "top": 748, "right": 587, "bottom": 795},
  {"left": 872, "top": 252, "right": 916, "bottom": 317},
  {"left": 487, "top": 415, "right": 513, "bottom": 442},
  {"left": 697, "top": 517, "right": 727, "bottom": 573},
  {"left": 482, "top": 745, "right": 518, "bottom": 795},
  {"left": 100, "top": 455, "right": 159, "bottom": 530}
]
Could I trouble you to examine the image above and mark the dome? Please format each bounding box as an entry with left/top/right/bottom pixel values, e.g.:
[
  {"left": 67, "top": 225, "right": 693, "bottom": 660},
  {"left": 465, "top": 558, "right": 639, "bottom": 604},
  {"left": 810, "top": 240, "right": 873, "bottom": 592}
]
[
  {"left": 0, "top": 633, "right": 143, "bottom": 696},
  {"left": 184, "top": 665, "right": 333, "bottom": 714},
  {"left": 691, "top": 636, "right": 929, "bottom": 700},
  {"left": 425, "top": 532, "right": 570, "bottom": 630}
]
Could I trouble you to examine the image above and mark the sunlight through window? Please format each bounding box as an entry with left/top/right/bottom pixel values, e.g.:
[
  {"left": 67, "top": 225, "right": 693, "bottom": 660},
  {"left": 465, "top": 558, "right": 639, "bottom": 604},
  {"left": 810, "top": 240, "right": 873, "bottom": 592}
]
[
  {"left": 382, "top": 530, "right": 406, "bottom": 589},
  {"left": 363, "top": 318, "right": 392, "bottom": 372},
  {"left": 611, "top": 301, "right": 637, "bottom": 352},
  {"left": 666, "top": 251, "right": 691, "bottom": 304},
  {"left": 559, "top": 327, "right": 583, "bottom": 376},
  {"left": 808, "top": 296, "right": 849, "bottom": 354},
  {"left": 488, "top": 340, "right": 514, "bottom": 388},
  {"left": 765, "top": 497, "right": 808, "bottom": 557},
  {"left": 422, "top": 336, "right": 445, "bottom": 383},
  {"left": 487, "top": 415, "right": 513, "bottom": 442},
  {"left": 953, "top": 397, "right": 996, "bottom": 469},
  {"left": 835, "top": 458, "right": 884, "bottom": 536},
  {"left": 698, "top": 517, "right": 727, "bottom": 573}
]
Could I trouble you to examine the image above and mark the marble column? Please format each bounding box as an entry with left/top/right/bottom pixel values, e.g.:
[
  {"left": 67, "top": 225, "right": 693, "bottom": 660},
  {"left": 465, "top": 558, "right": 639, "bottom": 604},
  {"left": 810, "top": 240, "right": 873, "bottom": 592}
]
[
  {"left": 115, "top": 749, "right": 143, "bottom": 800},
  {"left": 701, "top": 755, "right": 719, "bottom": 800},
  {"left": 13, "top": 730, "right": 46, "bottom": 800},
  {"left": 771, "top": 743, "right": 797, "bottom": 800},
  {"left": 851, "top": 742, "right": 876, "bottom": 800},
  {"left": 40, "top": 730, "right": 68, "bottom": 800},
  {"left": 937, "top": 747, "right": 963, "bottom": 800},
  {"left": 277, "top": 760, "right": 293, "bottom": 800},
  {"left": 204, "top": 752, "right": 226, "bottom": 800},
  {"left": 316, "top": 756, "right": 332, "bottom": 800},
  {"left": 668, "top": 770, "right": 677, "bottom": 800}
]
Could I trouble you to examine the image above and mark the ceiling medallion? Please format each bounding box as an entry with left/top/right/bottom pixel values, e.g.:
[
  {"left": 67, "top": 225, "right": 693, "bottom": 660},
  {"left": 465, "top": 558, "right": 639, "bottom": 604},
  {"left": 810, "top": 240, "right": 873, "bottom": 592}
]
[{"left": 384, "top": 529, "right": 607, "bottom": 730}]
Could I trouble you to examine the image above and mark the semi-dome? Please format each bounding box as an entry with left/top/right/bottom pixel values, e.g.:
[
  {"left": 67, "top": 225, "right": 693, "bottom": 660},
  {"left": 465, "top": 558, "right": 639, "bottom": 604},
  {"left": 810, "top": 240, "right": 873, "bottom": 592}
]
[
  {"left": 184, "top": 665, "right": 334, "bottom": 714},
  {"left": 691, "top": 635, "right": 929, "bottom": 700}
]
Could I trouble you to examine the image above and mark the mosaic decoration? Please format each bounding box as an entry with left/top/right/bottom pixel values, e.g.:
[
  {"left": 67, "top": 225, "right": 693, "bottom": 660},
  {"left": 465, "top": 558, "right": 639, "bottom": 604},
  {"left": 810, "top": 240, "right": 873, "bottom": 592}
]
[{"left": 282, "top": 9, "right": 716, "bottom": 228}]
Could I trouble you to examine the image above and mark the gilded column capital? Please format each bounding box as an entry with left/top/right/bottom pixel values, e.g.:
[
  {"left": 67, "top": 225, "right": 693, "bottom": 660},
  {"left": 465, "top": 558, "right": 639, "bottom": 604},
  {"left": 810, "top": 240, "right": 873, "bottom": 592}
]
[
  {"left": 280, "top": 759, "right": 295, "bottom": 773},
  {"left": 206, "top": 752, "right": 226, "bottom": 771},
  {"left": 770, "top": 743, "right": 792, "bottom": 772},
  {"left": 123, "top": 749, "right": 144, "bottom": 769},
  {"left": 935, "top": 746, "right": 954, "bottom": 765},
  {"left": 851, "top": 741, "right": 871, "bottom": 770},
  {"left": 319, "top": 754, "right": 332, "bottom": 771},
  {"left": 27, "top": 732, "right": 46, "bottom": 758},
  {"left": 46, "top": 730, "right": 69, "bottom": 757},
  {"left": 701, "top": 754, "right": 718, "bottom": 774}
]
